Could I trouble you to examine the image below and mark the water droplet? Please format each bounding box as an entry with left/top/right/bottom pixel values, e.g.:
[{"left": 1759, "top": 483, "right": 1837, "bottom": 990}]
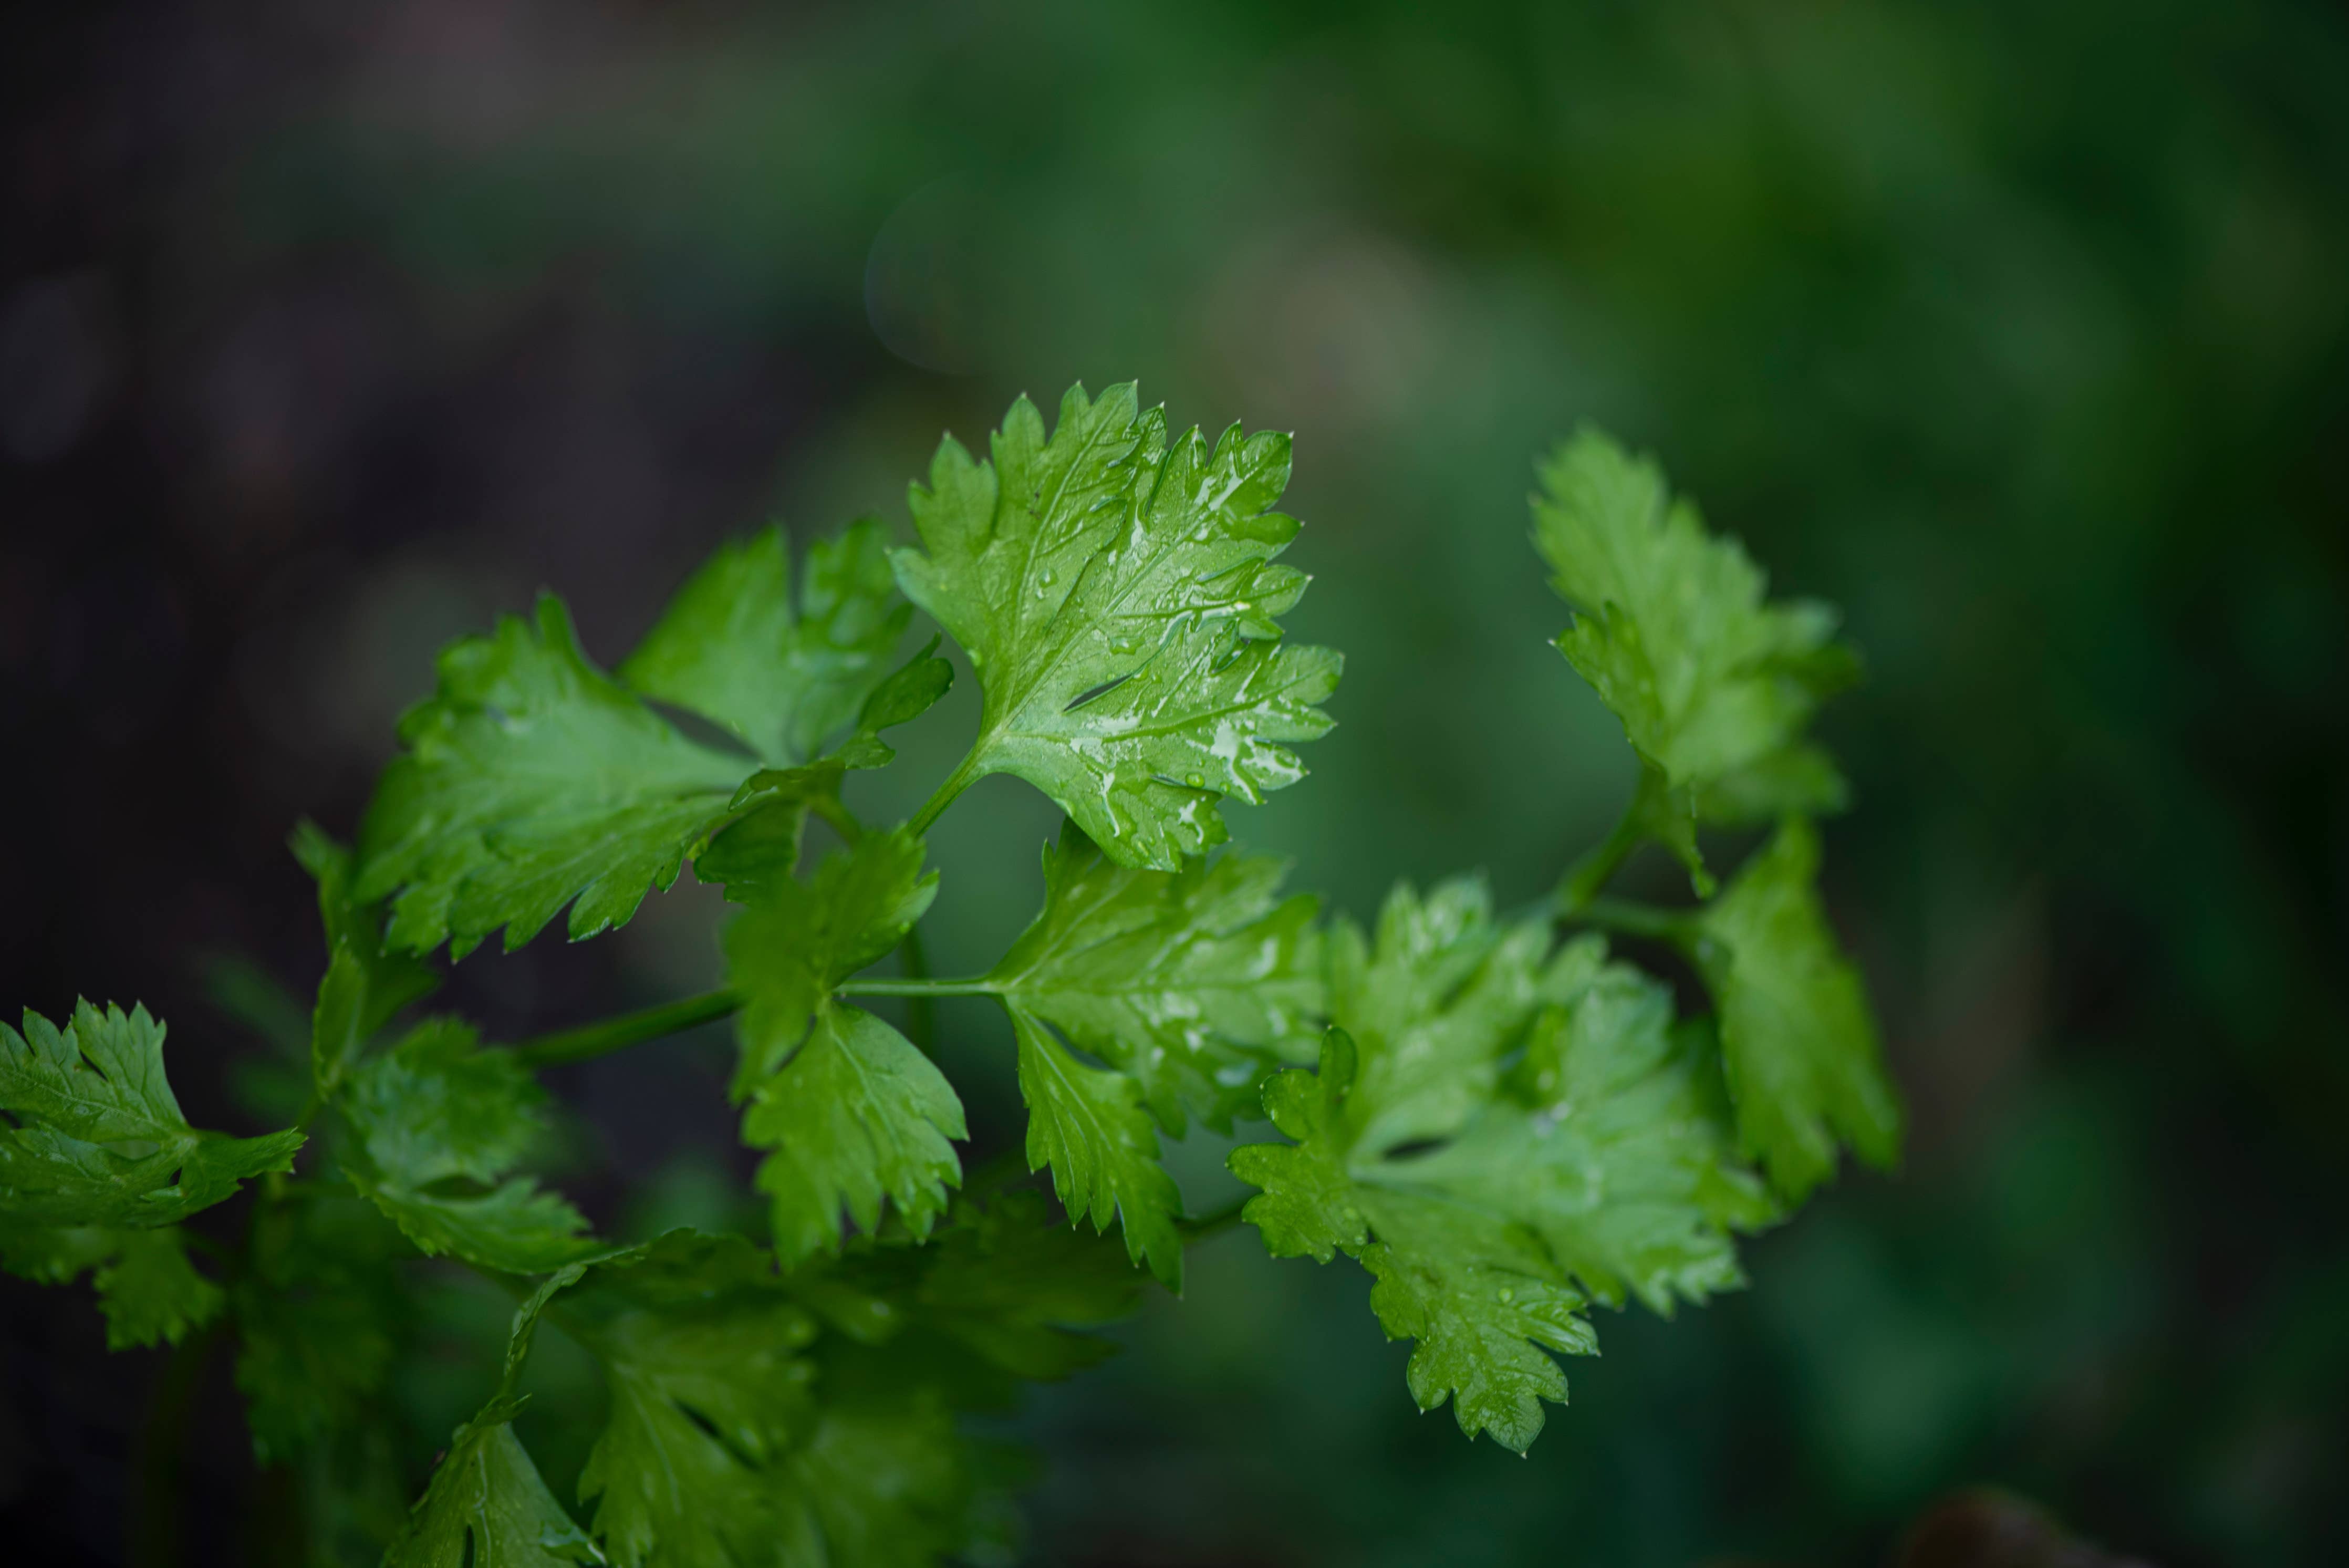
[
  {"left": 1234, "top": 600, "right": 1253, "bottom": 613},
  {"left": 1184, "top": 773, "right": 1204, "bottom": 788},
  {"left": 1497, "top": 1287, "right": 1515, "bottom": 1304},
  {"left": 1039, "top": 567, "right": 1058, "bottom": 587}
]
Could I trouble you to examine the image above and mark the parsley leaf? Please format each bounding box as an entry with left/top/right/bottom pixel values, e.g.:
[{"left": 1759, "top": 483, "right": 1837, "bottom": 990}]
[
  {"left": 984, "top": 823, "right": 1323, "bottom": 1134},
  {"left": 234, "top": 1191, "right": 411, "bottom": 1466},
  {"left": 1534, "top": 428, "right": 1857, "bottom": 890},
  {"left": 720, "top": 825, "right": 939, "bottom": 1093},
  {"left": 1011, "top": 1010, "right": 1184, "bottom": 1290},
  {"left": 771, "top": 1376, "right": 978, "bottom": 1568},
  {"left": 893, "top": 382, "right": 1341, "bottom": 868},
  {"left": 386, "top": 1269, "right": 599, "bottom": 1568},
  {"left": 720, "top": 826, "right": 965, "bottom": 1265},
  {"left": 293, "top": 824, "right": 439, "bottom": 1099},
  {"left": 386, "top": 1415, "right": 597, "bottom": 1568},
  {"left": 356, "top": 595, "right": 751, "bottom": 959},
  {"left": 1332, "top": 879, "right": 1560, "bottom": 1157},
  {"left": 0, "top": 1001, "right": 303, "bottom": 1227},
  {"left": 786, "top": 1178, "right": 1147, "bottom": 1387},
  {"left": 1231, "top": 1027, "right": 1595, "bottom": 1451},
  {"left": 887, "top": 1183, "right": 1147, "bottom": 1380},
  {"left": 1686, "top": 817, "right": 1901, "bottom": 1199},
  {"left": 566, "top": 1231, "right": 823, "bottom": 1567},
  {"left": 550, "top": 1228, "right": 991, "bottom": 1568},
  {"left": 339, "top": 1017, "right": 596, "bottom": 1272},
  {"left": 971, "top": 822, "right": 1324, "bottom": 1293},
  {"left": 619, "top": 521, "right": 910, "bottom": 768},
  {"left": 356, "top": 525, "right": 945, "bottom": 960},
  {"left": 1231, "top": 892, "right": 1774, "bottom": 1449},
  {"left": 1358, "top": 1195, "right": 1598, "bottom": 1452},
  {"left": 0, "top": 1219, "right": 224, "bottom": 1350},
  {"left": 745, "top": 1008, "right": 966, "bottom": 1271},
  {"left": 1374, "top": 947, "right": 1778, "bottom": 1312}
]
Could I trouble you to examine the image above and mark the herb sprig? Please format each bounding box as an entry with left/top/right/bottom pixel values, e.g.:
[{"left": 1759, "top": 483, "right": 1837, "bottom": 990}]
[{"left": 1, "top": 387, "right": 1897, "bottom": 1564}]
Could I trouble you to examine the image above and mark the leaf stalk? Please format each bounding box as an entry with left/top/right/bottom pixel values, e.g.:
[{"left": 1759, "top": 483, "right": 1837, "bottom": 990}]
[
  {"left": 513, "top": 988, "right": 742, "bottom": 1069},
  {"left": 1567, "top": 896, "right": 1700, "bottom": 943},
  {"left": 908, "top": 747, "right": 985, "bottom": 838}
]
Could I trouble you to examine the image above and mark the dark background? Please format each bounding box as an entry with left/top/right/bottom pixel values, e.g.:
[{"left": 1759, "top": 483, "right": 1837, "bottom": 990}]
[{"left": 4, "top": 2, "right": 2346, "bottom": 1565}]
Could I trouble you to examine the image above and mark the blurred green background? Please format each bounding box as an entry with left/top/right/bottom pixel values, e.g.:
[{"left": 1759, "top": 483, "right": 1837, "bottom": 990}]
[{"left": 3, "top": 2, "right": 2345, "bottom": 1564}]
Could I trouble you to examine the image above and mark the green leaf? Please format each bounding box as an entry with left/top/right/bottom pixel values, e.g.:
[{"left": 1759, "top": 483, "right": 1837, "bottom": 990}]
[
  {"left": 788, "top": 1181, "right": 1147, "bottom": 1384},
  {"left": 566, "top": 1231, "right": 823, "bottom": 1568},
  {"left": 892, "top": 382, "right": 1341, "bottom": 868},
  {"left": 721, "top": 826, "right": 939, "bottom": 1095},
  {"left": 619, "top": 522, "right": 910, "bottom": 769},
  {"left": 694, "top": 640, "right": 959, "bottom": 888},
  {"left": 357, "top": 519, "right": 945, "bottom": 960},
  {"left": 0, "top": 1001, "right": 303, "bottom": 1227},
  {"left": 1225, "top": 1031, "right": 1365, "bottom": 1264},
  {"left": 386, "top": 1270, "right": 599, "bottom": 1568},
  {"left": 1374, "top": 951, "right": 1779, "bottom": 1312},
  {"left": 1357, "top": 1195, "right": 1597, "bottom": 1453},
  {"left": 984, "top": 822, "right": 1323, "bottom": 1134},
  {"left": 357, "top": 594, "right": 752, "bottom": 958},
  {"left": 1232, "top": 1025, "right": 1597, "bottom": 1451},
  {"left": 840, "top": 637, "right": 957, "bottom": 764},
  {"left": 1329, "top": 878, "right": 1560, "bottom": 1157},
  {"left": 716, "top": 825, "right": 964, "bottom": 1269},
  {"left": 1533, "top": 428, "right": 1857, "bottom": 885},
  {"left": 234, "top": 1192, "right": 411, "bottom": 1466},
  {"left": 340, "top": 1017, "right": 596, "bottom": 1272},
  {"left": 384, "top": 1417, "right": 600, "bottom": 1568},
  {"left": 772, "top": 1380, "right": 976, "bottom": 1568},
  {"left": 1687, "top": 817, "right": 1901, "bottom": 1200},
  {"left": 1230, "top": 900, "right": 1776, "bottom": 1449},
  {"left": 92, "top": 1226, "right": 225, "bottom": 1350},
  {"left": 901, "top": 1185, "right": 1149, "bottom": 1380},
  {"left": 743, "top": 1008, "right": 965, "bottom": 1269},
  {"left": 1010, "top": 1010, "right": 1184, "bottom": 1290},
  {"left": 292, "top": 823, "right": 439, "bottom": 1099},
  {"left": 0, "top": 1218, "right": 223, "bottom": 1351},
  {"left": 494, "top": 1228, "right": 992, "bottom": 1568}
]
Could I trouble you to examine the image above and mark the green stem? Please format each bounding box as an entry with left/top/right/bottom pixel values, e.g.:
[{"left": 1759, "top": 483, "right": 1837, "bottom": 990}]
[
  {"left": 837, "top": 977, "right": 997, "bottom": 999},
  {"left": 908, "top": 747, "right": 985, "bottom": 838},
  {"left": 810, "top": 792, "right": 864, "bottom": 845},
  {"left": 1556, "top": 802, "right": 1645, "bottom": 913},
  {"left": 898, "top": 926, "right": 938, "bottom": 1053},
  {"left": 131, "top": 1317, "right": 223, "bottom": 1568},
  {"left": 514, "top": 988, "right": 741, "bottom": 1069},
  {"left": 1568, "top": 896, "right": 1700, "bottom": 943}
]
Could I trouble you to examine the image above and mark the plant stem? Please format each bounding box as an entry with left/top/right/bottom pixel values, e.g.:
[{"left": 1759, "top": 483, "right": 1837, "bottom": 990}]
[
  {"left": 810, "top": 792, "right": 864, "bottom": 845},
  {"left": 836, "top": 977, "right": 996, "bottom": 999},
  {"left": 1568, "top": 896, "right": 1700, "bottom": 943},
  {"left": 130, "top": 1317, "right": 222, "bottom": 1568},
  {"left": 514, "top": 988, "right": 741, "bottom": 1069},
  {"left": 1556, "top": 802, "right": 1645, "bottom": 913},
  {"left": 908, "top": 747, "right": 984, "bottom": 838},
  {"left": 898, "top": 925, "right": 938, "bottom": 1052}
]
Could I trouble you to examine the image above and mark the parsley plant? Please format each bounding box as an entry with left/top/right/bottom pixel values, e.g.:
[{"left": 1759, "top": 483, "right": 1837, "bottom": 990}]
[{"left": 1, "top": 383, "right": 1898, "bottom": 1564}]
